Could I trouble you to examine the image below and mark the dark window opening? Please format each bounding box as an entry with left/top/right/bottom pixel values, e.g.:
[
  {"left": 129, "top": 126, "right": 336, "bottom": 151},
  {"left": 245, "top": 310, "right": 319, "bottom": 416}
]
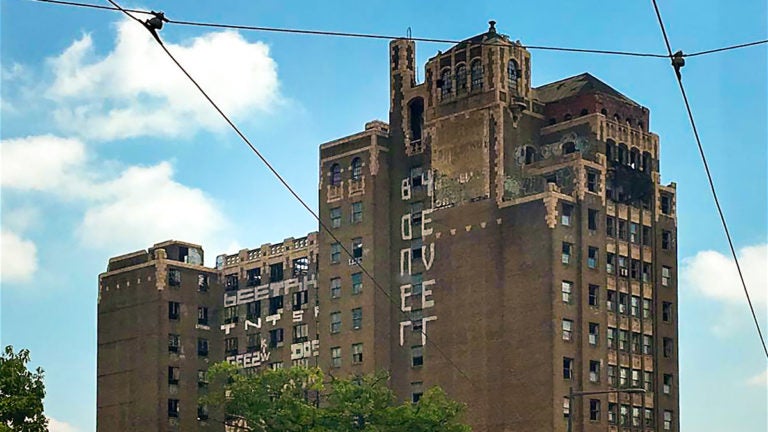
[
  {"left": 470, "top": 59, "right": 483, "bottom": 90},
  {"left": 662, "top": 230, "right": 672, "bottom": 250},
  {"left": 562, "top": 141, "right": 576, "bottom": 154},
  {"left": 408, "top": 98, "right": 424, "bottom": 141},
  {"left": 507, "top": 59, "right": 519, "bottom": 92},
  {"left": 168, "top": 366, "right": 180, "bottom": 385},
  {"left": 580, "top": 108, "right": 589, "bottom": 116},
  {"left": 564, "top": 114, "right": 573, "bottom": 122},
  {"left": 292, "top": 257, "right": 309, "bottom": 277},
  {"left": 198, "top": 274, "right": 209, "bottom": 292},
  {"left": 524, "top": 146, "right": 535, "bottom": 165},
  {"left": 225, "top": 274, "right": 239, "bottom": 291},
  {"left": 352, "top": 238, "right": 363, "bottom": 259},
  {"left": 268, "top": 328, "right": 284, "bottom": 348},
  {"left": 246, "top": 301, "right": 261, "bottom": 319},
  {"left": 587, "top": 171, "right": 598, "bottom": 192},
  {"left": 269, "top": 263, "right": 283, "bottom": 283},
  {"left": 168, "top": 269, "right": 181, "bottom": 287},
  {"left": 197, "top": 306, "right": 208, "bottom": 326},
  {"left": 225, "top": 337, "right": 238, "bottom": 356},
  {"left": 588, "top": 285, "right": 599, "bottom": 307},
  {"left": 350, "top": 157, "right": 363, "bottom": 180},
  {"left": 588, "top": 209, "right": 598, "bottom": 230},
  {"left": 168, "top": 399, "right": 179, "bottom": 418},
  {"left": 439, "top": 68, "right": 452, "bottom": 98},
  {"left": 246, "top": 268, "right": 261, "bottom": 287},
  {"left": 197, "top": 338, "right": 209, "bottom": 357},
  {"left": 292, "top": 290, "right": 308, "bottom": 311},
  {"left": 606, "top": 216, "right": 615, "bottom": 237},
  {"left": 563, "top": 357, "right": 574, "bottom": 380},
  {"left": 168, "top": 334, "right": 180, "bottom": 353},
  {"left": 661, "top": 195, "right": 672, "bottom": 215},
  {"left": 169, "top": 301, "right": 180, "bottom": 320},
  {"left": 588, "top": 247, "right": 599, "bottom": 269},
  {"left": 268, "top": 296, "right": 283, "bottom": 315}
]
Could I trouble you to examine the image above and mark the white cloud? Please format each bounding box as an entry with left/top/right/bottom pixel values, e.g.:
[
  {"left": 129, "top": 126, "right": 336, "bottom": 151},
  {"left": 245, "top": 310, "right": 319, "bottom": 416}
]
[
  {"left": 1, "top": 207, "right": 42, "bottom": 234},
  {"left": 47, "top": 417, "right": 79, "bottom": 432},
  {"left": 0, "top": 135, "right": 88, "bottom": 193},
  {"left": 0, "top": 229, "right": 38, "bottom": 283},
  {"left": 78, "top": 162, "right": 227, "bottom": 253},
  {"left": 46, "top": 19, "right": 280, "bottom": 141},
  {"left": 747, "top": 368, "right": 767, "bottom": 387}
]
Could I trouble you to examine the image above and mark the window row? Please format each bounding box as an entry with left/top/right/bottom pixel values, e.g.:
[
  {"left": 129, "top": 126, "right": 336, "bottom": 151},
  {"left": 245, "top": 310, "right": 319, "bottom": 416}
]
[
  {"left": 330, "top": 273, "right": 364, "bottom": 298},
  {"left": 330, "top": 201, "right": 364, "bottom": 228},
  {"left": 167, "top": 269, "right": 212, "bottom": 291},
  {"left": 606, "top": 216, "right": 674, "bottom": 249},
  {"left": 223, "top": 258, "right": 310, "bottom": 291},
  {"left": 330, "top": 343, "right": 364, "bottom": 366},
  {"left": 329, "top": 157, "right": 364, "bottom": 186},
  {"left": 167, "top": 399, "right": 210, "bottom": 421},
  {"left": 605, "top": 291, "right": 654, "bottom": 319},
  {"left": 559, "top": 205, "right": 601, "bottom": 230},
  {"left": 167, "top": 367, "right": 209, "bottom": 389},
  {"left": 330, "top": 238, "right": 363, "bottom": 264},
  {"left": 329, "top": 308, "right": 364, "bottom": 333},
  {"left": 606, "top": 140, "right": 653, "bottom": 172},
  {"left": 168, "top": 334, "right": 210, "bottom": 357},
  {"left": 560, "top": 243, "right": 600, "bottom": 269}
]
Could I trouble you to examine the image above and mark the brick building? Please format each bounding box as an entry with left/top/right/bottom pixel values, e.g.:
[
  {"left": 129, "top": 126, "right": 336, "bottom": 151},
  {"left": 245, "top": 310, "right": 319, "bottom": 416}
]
[{"left": 98, "top": 22, "right": 679, "bottom": 432}]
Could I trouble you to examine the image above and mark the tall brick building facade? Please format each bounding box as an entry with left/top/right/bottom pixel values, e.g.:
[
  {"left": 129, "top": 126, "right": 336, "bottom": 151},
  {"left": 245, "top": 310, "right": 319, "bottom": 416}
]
[{"left": 98, "top": 23, "right": 679, "bottom": 432}]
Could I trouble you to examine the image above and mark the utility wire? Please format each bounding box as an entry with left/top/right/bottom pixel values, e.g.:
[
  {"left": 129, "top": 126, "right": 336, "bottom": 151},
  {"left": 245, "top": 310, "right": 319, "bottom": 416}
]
[
  {"left": 103, "top": 0, "right": 495, "bottom": 408},
  {"left": 651, "top": 0, "right": 768, "bottom": 360},
  {"left": 686, "top": 39, "right": 768, "bottom": 58}
]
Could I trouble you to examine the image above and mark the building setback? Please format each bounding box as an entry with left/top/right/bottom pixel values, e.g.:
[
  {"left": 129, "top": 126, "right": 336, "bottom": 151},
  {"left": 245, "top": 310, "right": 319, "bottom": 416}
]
[{"left": 98, "top": 22, "right": 679, "bottom": 432}]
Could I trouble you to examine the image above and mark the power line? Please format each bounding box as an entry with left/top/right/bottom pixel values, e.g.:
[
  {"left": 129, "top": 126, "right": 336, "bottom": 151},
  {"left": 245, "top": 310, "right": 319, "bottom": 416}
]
[
  {"left": 650, "top": 0, "right": 768, "bottom": 360},
  {"left": 686, "top": 39, "right": 768, "bottom": 58},
  {"left": 103, "top": 0, "right": 498, "bottom": 410}
]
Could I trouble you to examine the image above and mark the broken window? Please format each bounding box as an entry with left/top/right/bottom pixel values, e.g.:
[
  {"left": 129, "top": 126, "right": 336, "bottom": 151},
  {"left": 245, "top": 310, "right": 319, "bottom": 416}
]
[
  {"left": 590, "top": 399, "right": 601, "bottom": 421},
  {"left": 562, "top": 357, "right": 573, "bottom": 379},
  {"left": 352, "top": 343, "right": 363, "bottom": 364},
  {"left": 198, "top": 274, "right": 209, "bottom": 292},
  {"left": 292, "top": 257, "right": 309, "bottom": 277},
  {"left": 352, "top": 238, "right": 363, "bottom": 259},
  {"left": 589, "top": 322, "right": 599, "bottom": 345},
  {"left": 268, "top": 328, "right": 284, "bottom": 348},
  {"left": 411, "top": 309, "right": 423, "bottom": 332},
  {"left": 408, "top": 98, "right": 424, "bottom": 141},
  {"left": 642, "top": 262, "right": 652, "bottom": 282},
  {"left": 562, "top": 141, "right": 576, "bottom": 154},
  {"left": 662, "top": 266, "right": 671, "bottom": 286},
  {"left": 246, "top": 301, "right": 261, "bottom": 319},
  {"left": 246, "top": 268, "right": 261, "bottom": 287},
  {"left": 561, "top": 281, "right": 573, "bottom": 303},
  {"left": 411, "top": 345, "right": 424, "bottom": 367},
  {"left": 606, "top": 216, "right": 615, "bottom": 237},
  {"left": 330, "top": 207, "right": 341, "bottom": 228},
  {"left": 561, "top": 242, "right": 572, "bottom": 265},
  {"left": 618, "top": 220, "right": 627, "bottom": 240},
  {"left": 643, "top": 335, "right": 653, "bottom": 355},
  {"left": 351, "top": 272, "right": 363, "bottom": 295},
  {"left": 608, "top": 365, "right": 617, "bottom": 386},
  {"left": 662, "top": 230, "right": 672, "bottom": 250},
  {"left": 224, "top": 306, "right": 239, "bottom": 324},
  {"left": 589, "top": 361, "right": 600, "bottom": 383},
  {"left": 663, "top": 374, "right": 673, "bottom": 394},
  {"left": 168, "top": 269, "right": 181, "bottom": 287},
  {"left": 618, "top": 255, "right": 629, "bottom": 277},
  {"left": 607, "top": 290, "right": 617, "bottom": 312},
  {"left": 351, "top": 202, "right": 363, "bottom": 223},
  {"left": 607, "top": 252, "right": 616, "bottom": 274},
  {"left": 197, "top": 338, "right": 209, "bottom": 357},
  {"left": 661, "top": 194, "right": 672, "bottom": 215},
  {"left": 411, "top": 202, "right": 423, "bottom": 227},
  {"left": 642, "top": 225, "right": 652, "bottom": 246},
  {"left": 644, "top": 371, "right": 654, "bottom": 392},
  {"left": 330, "top": 243, "right": 341, "bottom": 264},
  {"left": 645, "top": 408, "right": 655, "bottom": 427},
  {"left": 225, "top": 274, "right": 239, "bottom": 291},
  {"left": 293, "top": 323, "right": 309, "bottom": 343},
  {"left": 292, "top": 290, "right": 308, "bottom": 311},
  {"left": 411, "top": 273, "right": 423, "bottom": 296},
  {"left": 470, "top": 59, "right": 483, "bottom": 90},
  {"left": 197, "top": 404, "right": 209, "bottom": 421},
  {"left": 225, "top": 337, "right": 238, "bottom": 356},
  {"left": 588, "top": 285, "right": 599, "bottom": 307},
  {"left": 618, "top": 292, "right": 629, "bottom": 314},
  {"left": 561, "top": 203, "right": 573, "bottom": 226},
  {"left": 352, "top": 307, "right": 362, "bottom": 330},
  {"left": 663, "top": 337, "right": 674, "bottom": 358},
  {"left": 455, "top": 63, "right": 468, "bottom": 94},
  {"left": 587, "top": 171, "right": 598, "bottom": 192},
  {"left": 330, "top": 311, "right": 341, "bottom": 334},
  {"left": 197, "top": 306, "right": 208, "bottom": 326},
  {"left": 410, "top": 166, "right": 424, "bottom": 189},
  {"left": 630, "top": 222, "right": 639, "bottom": 243},
  {"left": 269, "top": 263, "right": 283, "bottom": 283},
  {"left": 588, "top": 209, "right": 598, "bottom": 230},
  {"left": 268, "top": 296, "right": 283, "bottom": 315},
  {"left": 168, "top": 333, "right": 180, "bottom": 353},
  {"left": 630, "top": 259, "right": 641, "bottom": 280},
  {"left": 330, "top": 163, "right": 342, "bottom": 186},
  {"left": 632, "top": 332, "right": 641, "bottom": 353},
  {"left": 439, "top": 68, "right": 452, "bottom": 98},
  {"left": 168, "top": 399, "right": 180, "bottom": 418},
  {"left": 662, "top": 302, "right": 673, "bottom": 322},
  {"left": 524, "top": 146, "right": 536, "bottom": 164},
  {"left": 562, "top": 319, "right": 573, "bottom": 341},
  {"left": 588, "top": 247, "right": 599, "bottom": 269},
  {"left": 169, "top": 301, "right": 180, "bottom": 320},
  {"left": 411, "top": 237, "right": 423, "bottom": 261},
  {"left": 350, "top": 157, "right": 363, "bottom": 180}
]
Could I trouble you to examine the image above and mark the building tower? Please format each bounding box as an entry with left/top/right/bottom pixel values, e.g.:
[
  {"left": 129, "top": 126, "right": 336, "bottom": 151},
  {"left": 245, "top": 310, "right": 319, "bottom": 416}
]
[{"left": 318, "top": 21, "right": 679, "bottom": 432}]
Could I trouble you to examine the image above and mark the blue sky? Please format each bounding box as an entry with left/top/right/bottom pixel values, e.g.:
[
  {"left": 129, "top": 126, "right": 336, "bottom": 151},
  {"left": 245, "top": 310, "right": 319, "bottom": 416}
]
[{"left": 1, "top": 1, "right": 766, "bottom": 431}]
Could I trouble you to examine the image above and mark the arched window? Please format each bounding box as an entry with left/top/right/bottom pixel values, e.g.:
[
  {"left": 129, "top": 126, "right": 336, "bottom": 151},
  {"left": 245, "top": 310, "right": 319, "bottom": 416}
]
[
  {"left": 440, "top": 68, "right": 453, "bottom": 98},
  {"left": 638, "top": 121, "right": 645, "bottom": 131},
  {"left": 580, "top": 109, "right": 589, "bottom": 116},
  {"left": 408, "top": 97, "right": 424, "bottom": 141},
  {"left": 614, "top": 114, "right": 621, "bottom": 122},
  {"left": 562, "top": 142, "right": 576, "bottom": 155},
  {"left": 642, "top": 152, "right": 653, "bottom": 172},
  {"left": 455, "top": 64, "right": 467, "bottom": 94},
  {"left": 524, "top": 146, "right": 536, "bottom": 164},
  {"left": 601, "top": 108, "right": 608, "bottom": 116},
  {"left": 618, "top": 144, "right": 629, "bottom": 165},
  {"left": 470, "top": 59, "right": 483, "bottom": 91},
  {"left": 549, "top": 118, "right": 557, "bottom": 126},
  {"left": 330, "top": 163, "right": 341, "bottom": 186},
  {"left": 351, "top": 158, "right": 362, "bottom": 180},
  {"left": 630, "top": 148, "right": 640, "bottom": 169},
  {"left": 606, "top": 140, "right": 616, "bottom": 161},
  {"left": 507, "top": 59, "right": 519, "bottom": 92}
]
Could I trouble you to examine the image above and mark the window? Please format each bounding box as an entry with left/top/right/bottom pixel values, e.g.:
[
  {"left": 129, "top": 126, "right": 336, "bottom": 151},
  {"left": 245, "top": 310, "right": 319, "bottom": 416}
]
[
  {"left": 632, "top": 369, "right": 641, "bottom": 388},
  {"left": 411, "top": 345, "right": 424, "bottom": 367},
  {"left": 663, "top": 373, "right": 673, "bottom": 394},
  {"left": 198, "top": 274, "right": 209, "bottom": 291},
  {"left": 246, "top": 268, "right": 261, "bottom": 287},
  {"left": 168, "top": 269, "right": 181, "bottom": 287},
  {"left": 507, "top": 59, "right": 519, "bottom": 91},
  {"left": 645, "top": 408, "right": 655, "bottom": 428},
  {"left": 352, "top": 343, "right": 363, "bottom": 364},
  {"left": 292, "top": 257, "right": 309, "bottom": 277},
  {"left": 632, "top": 406, "right": 642, "bottom": 427},
  {"left": 588, "top": 247, "right": 598, "bottom": 269},
  {"left": 618, "top": 256, "right": 628, "bottom": 277},
  {"left": 588, "top": 209, "right": 598, "bottom": 230},
  {"left": 268, "top": 295, "right": 283, "bottom": 315},
  {"left": 587, "top": 171, "right": 598, "bottom": 193},
  {"left": 247, "top": 333, "right": 261, "bottom": 351},
  {"left": 642, "top": 262, "right": 652, "bottom": 282},
  {"left": 169, "top": 334, "right": 180, "bottom": 353},
  {"left": 642, "top": 225, "right": 652, "bottom": 246},
  {"left": 330, "top": 163, "right": 341, "bottom": 186},
  {"left": 607, "top": 290, "right": 617, "bottom": 312},
  {"left": 561, "top": 281, "right": 573, "bottom": 303},
  {"left": 661, "top": 195, "right": 672, "bottom": 215},
  {"left": 440, "top": 68, "right": 452, "bottom": 98},
  {"left": 608, "top": 365, "right": 617, "bottom": 386},
  {"left": 630, "top": 222, "right": 639, "bottom": 243},
  {"left": 410, "top": 166, "right": 424, "bottom": 189},
  {"left": 168, "top": 399, "right": 180, "bottom": 418},
  {"left": 589, "top": 322, "right": 599, "bottom": 346},
  {"left": 330, "top": 311, "right": 341, "bottom": 333},
  {"left": 662, "top": 266, "right": 672, "bottom": 286},
  {"left": 330, "top": 207, "right": 341, "bottom": 228},
  {"left": 662, "top": 302, "right": 673, "bottom": 322},
  {"left": 352, "top": 307, "right": 363, "bottom": 330},
  {"left": 606, "top": 216, "right": 615, "bottom": 237},
  {"left": 330, "top": 277, "right": 341, "bottom": 299},
  {"left": 197, "top": 306, "right": 208, "bottom": 326},
  {"left": 331, "top": 347, "right": 341, "bottom": 368},
  {"left": 562, "top": 141, "right": 576, "bottom": 154},
  {"left": 563, "top": 396, "right": 570, "bottom": 419},
  {"left": 607, "top": 327, "right": 617, "bottom": 349},
  {"left": 663, "top": 337, "right": 674, "bottom": 358},
  {"left": 618, "top": 330, "right": 629, "bottom": 351},
  {"left": 197, "top": 369, "right": 208, "bottom": 387},
  {"left": 563, "top": 357, "right": 573, "bottom": 380},
  {"left": 589, "top": 360, "right": 600, "bottom": 383},
  {"left": 643, "top": 298, "right": 652, "bottom": 319},
  {"left": 197, "top": 338, "right": 209, "bottom": 357},
  {"left": 662, "top": 230, "right": 672, "bottom": 249},
  {"left": 293, "top": 323, "right": 309, "bottom": 343},
  {"left": 561, "top": 242, "right": 572, "bottom": 264},
  {"left": 169, "top": 301, "right": 180, "bottom": 320},
  {"left": 663, "top": 410, "right": 673, "bottom": 430},
  {"left": 352, "top": 238, "right": 363, "bottom": 259},
  {"left": 225, "top": 274, "right": 239, "bottom": 291},
  {"left": 351, "top": 157, "right": 363, "bottom": 180},
  {"left": 562, "top": 319, "right": 573, "bottom": 341},
  {"left": 606, "top": 253, "right": 615, "bottom": 274},
  {"left": 351, "top": 202, "right": 363, "bottom": 223},
  {"left": 411, "top": 381, "right": 424, "bottom": 403},
  {"left": 589, "top": 399, "right": 601, "bottom": 421},
  {"left": 351, "top": 273, "right": 363, "bottom": 295},
  {"left": 225, "top": 337, "right": 238, "bottom": 355},
  {"left": 330, "top": 243, "right": 341, "bottom": 264},
  {"left": 470, "top": 59, "right": 483, "bottom": 90},
  {"left": 168, "top": 366, "right": 180, "bottom": 385},
  {"left": 268, "top": 328, "right": 284, "bottom": 348},
  {"left": 269, "top": 263, "right": 284, "bottom": 283},
  {"left": 631, "top": 296, "right": 640, "bottom": 317},
  {"left": 631, "top": 259, "right": 641, "bottom": 280},
  {"left": 246, "top": 301, "right": 261, "bottom": 319},
  {"left": 618, "top": 293, "right": 628, "bottom": 314},
  {"left": 292, "top": 290, "right": 308, "bottom": 311},
  {"left": 455, "top": 63, "right": 467, "bottom": 94},
  {"left": 411, "top": 309, "right": 423, "bottom": 332},
  {"left": 269, "top": 361, "right": 283, "bottom": 370},
  {"left": 619, "top": 367, "right": 629, "bottom": 387},
  {"left": 197, "top": 405, "right": 209, "bottom": 421},
  {"left": 411, "top": 202, "right": 423, "bottom": 227},
  {"left": 608, "top": 403, "right": 617, "bottom": 424},
  {"left": 561, "top": 203, "right": 573, "bottom": 226},
  {"left": 411, "top": 273, "right": 423, "bottom": 296},
  {"left": 588, "top": 285, "right": 599, "bottom": 307},
  {"left": 643, "top": 335, "right": 653, "bottom": 355},
  {"left": 644, "top": 371, "right": 653, "bottom": 392}
]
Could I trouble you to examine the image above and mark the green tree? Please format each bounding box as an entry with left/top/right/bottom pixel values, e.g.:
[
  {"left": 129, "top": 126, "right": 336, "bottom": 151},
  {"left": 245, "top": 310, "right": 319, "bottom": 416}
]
[
  {"left": 205, "top": 364, "right": 471, "bottom": 432},
  {"left": 0, "top": 346, "right": 48, "bottom": 432}
]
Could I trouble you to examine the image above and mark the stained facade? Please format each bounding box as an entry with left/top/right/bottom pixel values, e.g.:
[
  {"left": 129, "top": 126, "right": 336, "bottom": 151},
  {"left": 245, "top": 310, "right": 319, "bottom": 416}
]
[{"left": 98, "top": 22, "right": 679, "bottom": 432}]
